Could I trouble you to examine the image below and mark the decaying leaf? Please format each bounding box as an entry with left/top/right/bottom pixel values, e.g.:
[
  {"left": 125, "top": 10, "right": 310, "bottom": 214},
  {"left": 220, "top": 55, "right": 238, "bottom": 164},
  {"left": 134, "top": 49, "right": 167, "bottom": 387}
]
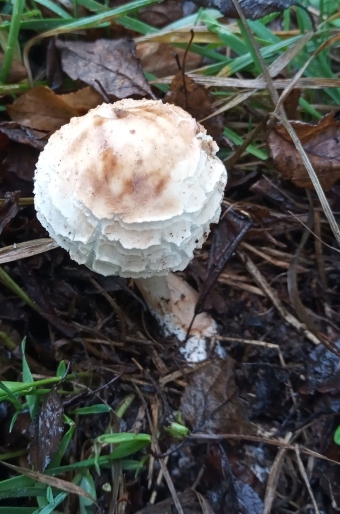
[
  {"left": 56, "top": 38, "right": 152, "bottom": 98},
  {"left": 203, "top": 445, "right": 265, "bottom": 514},
  {"left": 7, "top": 86, "right": 103, "bottom": 133},
  {"left": 165, "top": 73, "right": 224, "bottom": 141},
  {"left": 28, "top": 387, "right": 64, "bottom": 472},
  {"left": 180, "top": 358, "right": 254, "bottom": 434},
  {"left": 136, "top": 42, "right": 202, "bottom": 78},
  {"left": 268, "top": 112, "right": 340, "bottom": 190},
  {"left": 0, "top": 121, "right": 47, "bottom": 150}
]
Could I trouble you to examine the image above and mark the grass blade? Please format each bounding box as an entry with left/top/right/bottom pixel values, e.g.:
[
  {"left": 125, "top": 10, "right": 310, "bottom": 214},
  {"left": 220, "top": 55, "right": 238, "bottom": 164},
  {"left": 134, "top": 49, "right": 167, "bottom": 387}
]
[{"left": 0, "top": 0, "right": 25, "bottom": 83}]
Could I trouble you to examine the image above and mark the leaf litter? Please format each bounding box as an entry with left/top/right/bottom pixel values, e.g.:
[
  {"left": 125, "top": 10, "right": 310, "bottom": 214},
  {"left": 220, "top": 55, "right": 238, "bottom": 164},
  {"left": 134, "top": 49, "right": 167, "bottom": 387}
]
[
  {"left": 269, "top": 112, "right": 340, "bottom": 190},
  {"left": 1, "top": 2, "right": 340, "bottom": 514}
]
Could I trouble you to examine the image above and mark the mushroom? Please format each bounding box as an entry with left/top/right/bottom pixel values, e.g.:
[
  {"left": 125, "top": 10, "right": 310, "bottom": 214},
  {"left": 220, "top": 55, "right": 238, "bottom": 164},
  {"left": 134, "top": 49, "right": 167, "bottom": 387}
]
[{"left": 34, "top": 99, "right": 227, "bottom": 361}]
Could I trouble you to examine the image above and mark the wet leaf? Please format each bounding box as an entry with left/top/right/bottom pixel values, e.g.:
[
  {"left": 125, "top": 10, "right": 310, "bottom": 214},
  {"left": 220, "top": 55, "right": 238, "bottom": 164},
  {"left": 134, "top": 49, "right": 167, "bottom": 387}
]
[
  {"left": 28, "top": 388, "right": 64, "bottom": 472},
  {"left": 0, "top": 121, "right": 47, "bottom": 150},
  {"left": 56, "top": 38, "right": 152, "bottom": 98},
  {"left": 191, "top": 0, "right": 295, "bottom": 20},
  {"left": 180, "top": 359, "right": 254, "bottom": 434},
  {"left": 203, "top": 444, "right": 264, "bottom": 514},
  {"left": 165, "top": 73, "right": 224, "bottom": 141},
  {"left": 0, "top": 191, "right": 20, "bottom": 235},
  {"left": 268, "top": 112, "right": 340, "bottom": 190}
]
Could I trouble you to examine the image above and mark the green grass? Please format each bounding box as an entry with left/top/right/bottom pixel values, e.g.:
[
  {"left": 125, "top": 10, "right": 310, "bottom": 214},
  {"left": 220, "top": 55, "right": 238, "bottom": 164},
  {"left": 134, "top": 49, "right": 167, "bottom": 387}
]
[{"left": 0, "top": 341, "right": 151, "bottom": 513}]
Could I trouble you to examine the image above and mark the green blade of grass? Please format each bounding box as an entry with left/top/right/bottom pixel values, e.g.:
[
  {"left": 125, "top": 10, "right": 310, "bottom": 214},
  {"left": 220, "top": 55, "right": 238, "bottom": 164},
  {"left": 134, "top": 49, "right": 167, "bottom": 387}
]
[
  {"left": 34, "top": 0, "right": 73, "bottom": 19},
  {"left": 0, "top": 0, "right": 25, "bottom": 83},
  {"left": 0, "top": 509, "right": 40, "bottom": 513},
  {"left": 47, "top": 440, "right": 150, "bottom": 475},
  {"left": 72, "top": 404, "right": 111, "bottom": 415},
  {"left": 0, "top": 267, "right": 39, "bottom": 312},
  {"left": 96, "top": 433, "right": 151, "bottom": 445},
  {"left": 223, "top": 127, "right": 267, "bottom": 160},
  {"left": 22, "top": 337, "right": 39, "bottom": 420},
  {"left": 0, "top": 382, "right": 22, "bottom": 410}
]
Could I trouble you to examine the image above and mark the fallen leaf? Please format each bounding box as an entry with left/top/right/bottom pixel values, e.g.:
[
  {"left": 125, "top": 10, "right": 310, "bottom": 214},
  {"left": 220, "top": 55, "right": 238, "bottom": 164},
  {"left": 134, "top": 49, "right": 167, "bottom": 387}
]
[
  {"left": 165, "top": 73, "right": 224, "bottom": 141},
  {"left": 139, "top": 0, "right": 183, "bottom": 28},
  {"left": 191, "top": 0, "right": 295, "bottom": 20},
  {"left": 56, "top": 38, "right": 152, "bottom": 98},
  {"left": 28, "top": 388, "right": 64, "bottom": 472},
  {"left": 7, "top": 86, "right": 103, "bottom": 132},
  {"left": 136, "top": 42, "right": 202, "bottom": 78},
  {"left": 61, "top": 87, "right": 103, "bottom": 115},
  {"left": 180, "top": 358, "right": 254, "bottom": 434},
  {"left": 203, "top": 443, "right": 264, "bottom": 514},
  {"left": 7, "top": 86, "right": 78, "bottom": 132},
  {"left": 0, "top": 121, "right": 47, "bottom": 150},
  {"left": 268, "top": 112, "right": 340, "bottom": 190}
]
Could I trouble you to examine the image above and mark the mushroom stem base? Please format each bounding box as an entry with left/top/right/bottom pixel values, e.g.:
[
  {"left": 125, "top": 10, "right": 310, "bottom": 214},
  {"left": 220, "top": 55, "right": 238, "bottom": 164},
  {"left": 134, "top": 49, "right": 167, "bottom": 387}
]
[{"left": 135, "top": 273, "right": 223, "bottom": 363}]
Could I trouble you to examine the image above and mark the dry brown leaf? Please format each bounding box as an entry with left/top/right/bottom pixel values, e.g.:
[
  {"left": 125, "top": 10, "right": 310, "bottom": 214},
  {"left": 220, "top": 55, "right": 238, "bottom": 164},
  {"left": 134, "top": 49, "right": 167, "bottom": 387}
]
[
  {"left": 7, "top": 86, "right": 78, "bottom": 132},
  {"left": 136, "top": 42, "right": 202, "bottom": 78},
  {"left": 61, "top": 86, "right": 103, "bottom": 115},
  {"left": 268, "top": 112, "right": 340, "bottom": 190},
  {"left": 165, "top": 73, "right": 224, "bottom": 141},
  {"left": 56, "top": 38, "right": 152, "bottom": 99},
  {"left": 7, "top": 86, "right": 103, "bottom": 132}
]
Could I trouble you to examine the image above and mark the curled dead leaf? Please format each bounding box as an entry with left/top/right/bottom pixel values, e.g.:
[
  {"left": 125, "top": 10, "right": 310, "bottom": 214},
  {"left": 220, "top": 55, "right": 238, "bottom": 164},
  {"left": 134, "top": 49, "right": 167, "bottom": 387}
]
[{"left": 268, "top": 112, "right": 340, "bottom": 190}]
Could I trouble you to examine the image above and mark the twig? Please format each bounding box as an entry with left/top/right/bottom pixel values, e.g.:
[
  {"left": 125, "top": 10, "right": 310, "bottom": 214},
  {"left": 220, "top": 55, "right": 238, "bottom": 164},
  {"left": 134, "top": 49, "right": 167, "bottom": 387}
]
[{"left": 295, "top": 445, "right": 321, "bottom": 514}]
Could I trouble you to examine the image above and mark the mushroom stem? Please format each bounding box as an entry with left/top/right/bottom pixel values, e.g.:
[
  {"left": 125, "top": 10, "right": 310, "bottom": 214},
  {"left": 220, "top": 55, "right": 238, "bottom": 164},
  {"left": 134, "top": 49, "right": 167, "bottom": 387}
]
[{"left": 135, "top": 273, "right": 223, "bottom": 363}]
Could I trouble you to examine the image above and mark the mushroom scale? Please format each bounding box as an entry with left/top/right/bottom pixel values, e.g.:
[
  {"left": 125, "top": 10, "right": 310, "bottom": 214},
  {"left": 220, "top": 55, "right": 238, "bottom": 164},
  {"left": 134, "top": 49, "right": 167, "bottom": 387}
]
[{"left": 34, "top": 99, "right": 227, "bottom": 278}]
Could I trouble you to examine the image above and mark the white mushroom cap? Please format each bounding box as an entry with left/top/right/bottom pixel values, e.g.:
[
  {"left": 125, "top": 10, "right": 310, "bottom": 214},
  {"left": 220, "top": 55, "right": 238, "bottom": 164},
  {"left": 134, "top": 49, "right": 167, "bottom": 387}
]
[{"left": 34, "top": 99, "right": 227, "bottom": 278}]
